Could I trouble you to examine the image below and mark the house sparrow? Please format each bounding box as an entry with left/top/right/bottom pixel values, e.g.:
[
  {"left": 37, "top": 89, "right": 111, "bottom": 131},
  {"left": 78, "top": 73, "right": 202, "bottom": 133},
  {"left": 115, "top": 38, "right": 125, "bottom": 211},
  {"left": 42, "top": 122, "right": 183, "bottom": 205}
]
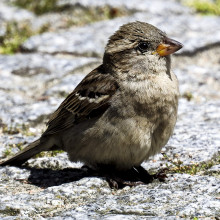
[{"left": 0, "top": 21, "right": 183, "bottom": 188}]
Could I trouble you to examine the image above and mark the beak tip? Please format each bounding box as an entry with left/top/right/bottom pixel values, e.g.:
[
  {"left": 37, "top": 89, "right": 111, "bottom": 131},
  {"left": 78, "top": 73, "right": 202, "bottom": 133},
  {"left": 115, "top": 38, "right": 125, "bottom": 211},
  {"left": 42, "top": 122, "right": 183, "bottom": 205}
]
[
  {"left": 176, "top": 43, "right": 183, "bottom": 54},
  {"left": 156, "top": 37, "right": 183, "bottom": 56},
  {"left": 178, "top": 42, "right": 184, "bottom": 49},
  {"left": 176, "top": 42, "right": 183, "bottom": 52},
  {"left": 166, "top": 37, "right": 183, "bottom": 47}
]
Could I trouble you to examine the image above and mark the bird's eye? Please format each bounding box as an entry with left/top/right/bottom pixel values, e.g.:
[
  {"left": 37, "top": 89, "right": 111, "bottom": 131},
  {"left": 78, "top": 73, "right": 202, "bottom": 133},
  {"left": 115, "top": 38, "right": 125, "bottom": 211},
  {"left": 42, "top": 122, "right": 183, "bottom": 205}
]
[{"left": 137, "top": 42, "right": 149, "bottom": 53}]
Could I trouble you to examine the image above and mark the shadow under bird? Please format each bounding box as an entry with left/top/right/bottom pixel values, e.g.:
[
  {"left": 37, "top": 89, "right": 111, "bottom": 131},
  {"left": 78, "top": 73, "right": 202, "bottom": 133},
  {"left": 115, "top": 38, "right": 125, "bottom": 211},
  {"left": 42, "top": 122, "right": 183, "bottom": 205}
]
[{"left": 0, "top": 21, "right": 183, "bottom": 188}]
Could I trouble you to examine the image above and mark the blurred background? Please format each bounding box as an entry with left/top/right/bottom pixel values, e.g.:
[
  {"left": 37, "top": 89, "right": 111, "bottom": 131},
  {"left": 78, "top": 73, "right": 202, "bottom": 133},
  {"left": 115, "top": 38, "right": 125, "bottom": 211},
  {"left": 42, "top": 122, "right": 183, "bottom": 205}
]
[{"left": 1, "top": 0, "right": 220, "bottom": 54}]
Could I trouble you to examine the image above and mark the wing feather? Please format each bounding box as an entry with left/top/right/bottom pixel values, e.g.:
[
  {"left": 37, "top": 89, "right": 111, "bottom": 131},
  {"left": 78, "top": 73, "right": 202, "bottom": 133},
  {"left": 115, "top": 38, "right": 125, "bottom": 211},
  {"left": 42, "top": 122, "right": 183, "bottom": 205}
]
[{"left": 43, "top": 65, "right": 118, "bottom": 135}]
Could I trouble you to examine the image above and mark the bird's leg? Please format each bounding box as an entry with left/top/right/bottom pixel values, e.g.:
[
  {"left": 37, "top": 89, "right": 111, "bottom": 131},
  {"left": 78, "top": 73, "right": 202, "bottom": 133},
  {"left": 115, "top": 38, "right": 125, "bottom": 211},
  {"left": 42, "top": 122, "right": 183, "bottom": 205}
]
[
  {"left": 152, "top": 168, "right": 168, "bottom": 182},
  {"left": 133, "top": 166, "right": 154, "bottom": 183},
  {"left": 106, "top": 166, "right": 168, "bottom": 189},
  {"left": 82, "top": 165, "right": 154, "bottom": 189},
  {"left": 81, "top": 165, "right": 99, "bottom": 176},
  {"left": 105, "top": 168, "right": 147, "bottom": 189},
  {"left": 134, "top": 166, "right": 168, "bottom": 182},
  {"left": 81, "top": 165, "right": 167, "bottom": 189}
]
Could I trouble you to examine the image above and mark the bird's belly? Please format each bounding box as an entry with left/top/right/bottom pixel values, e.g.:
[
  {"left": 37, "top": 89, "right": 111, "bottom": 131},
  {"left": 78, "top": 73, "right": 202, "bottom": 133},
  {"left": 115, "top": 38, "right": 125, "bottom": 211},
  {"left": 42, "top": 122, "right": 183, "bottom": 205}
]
[{"left": 63, "top": 115, "right": 156, "bottom": 170}]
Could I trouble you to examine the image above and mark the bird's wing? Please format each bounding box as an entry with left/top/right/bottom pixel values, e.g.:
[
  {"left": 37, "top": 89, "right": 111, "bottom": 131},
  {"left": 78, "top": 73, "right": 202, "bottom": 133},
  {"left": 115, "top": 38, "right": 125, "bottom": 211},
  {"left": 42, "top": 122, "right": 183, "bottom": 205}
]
[{"left": 44, "top": 65, "right": 119, "bottom": 135}]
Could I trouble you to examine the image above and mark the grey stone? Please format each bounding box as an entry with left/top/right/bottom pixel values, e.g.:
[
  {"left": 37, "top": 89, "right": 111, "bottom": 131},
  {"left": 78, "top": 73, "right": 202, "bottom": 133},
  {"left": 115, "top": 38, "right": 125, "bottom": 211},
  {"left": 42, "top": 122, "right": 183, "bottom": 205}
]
[
  {"left": 165, "top": 99, "right": 220, "bottom": 163},
  {"left": 0, "top": 88, "right": 61, "bottom": 128},
  {"left": 0, "top": 53, "right": 98, "bottom": 125},
  {"left": 58, "top": 0, "right": 191, "bottom": 15},
  {"left": 173, "top": 46, "right": 220, "bottom": 101},
  {"left": 22, "top": 12, "right": 220, "bottom": 56},
  {"left": 30, "top": 13, "right": 71, "bottom": 33},
  {"left": 0, "top": 2, "right": 34, "bottom": 22},
  {"left": 206, "top": 164, "right": 220, "bottom": 175},
  {"left": 0, "top": 21, "right": 6, "bottom": 37},
  {"left": 0, "top": 1, "right": 34, "bottom": 38},
  {"left": 176, "top": 65, "right": 220, "bottom": 100},
  {"left": 0, "top": 53, "right": 97, "bottom": 84},
  {"left": 0, "top": 168, "right": 219, "bottom": 218},
  {"left": 45, "top": 73, "right": 86, "bottom": 97}
]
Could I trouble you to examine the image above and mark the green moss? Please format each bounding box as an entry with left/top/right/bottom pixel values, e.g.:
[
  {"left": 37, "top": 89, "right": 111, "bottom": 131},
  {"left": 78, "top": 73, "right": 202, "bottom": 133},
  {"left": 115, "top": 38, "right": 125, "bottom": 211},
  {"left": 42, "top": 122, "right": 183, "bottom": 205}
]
[
  {"left": 0, "top": 4, "right": 129, "bottom": 55},
  {"left": 3, "top": 143, "right": 25, "bottom": 157},
  {"left": 3, "top": 147, "right": 13, "bottom": 157},
  {"left": 162, "top": 153, "right": 220, "bottom": 175},
  {"left": 182, "top": 92, "right": 193, "bottom": 101},
  {"left": 2, "top": 125, "right": 20, "bottom": 135},
  {"left": 3, "top": 143, "right": 63, "bottom": 160},
  {"left": 0, "top": 207, "right": 20, "bottom": 216},
  {"left": 185, "top": 0, "right": 220, "bottom": 15},
  {"left": 0, "top": 22, "right": 33, "bottom": 54},
  {"left": 65, "top": 6, "right": 130, "bottom": 27},
  {"left": 12, "top": 0, "right": 130, "bottom": 18},
  {"left": 0, "top": 21, "right": 48, "bottom": 54},
  {"left": 2, "top": 124, "right": 35, "bottom": 136},
  {"left": 12, "top": 0, "right": 64, "bottom": 15},
  {"left": 12, "top": 0, "right": 130, "bottom": 23},
  {"left": 34, "top": 150, "right": 64, "bottom": 158},
  {"left": 58, "top": 91, "right": 69, "bottom": 98}
]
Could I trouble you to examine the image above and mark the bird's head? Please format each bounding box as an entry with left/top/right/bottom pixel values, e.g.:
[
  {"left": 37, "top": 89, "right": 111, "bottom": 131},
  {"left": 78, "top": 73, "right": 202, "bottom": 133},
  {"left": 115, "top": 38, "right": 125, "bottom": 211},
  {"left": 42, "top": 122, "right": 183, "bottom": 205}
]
[{"left": 103, "top": 21, "right": 183, "bottom": 81}]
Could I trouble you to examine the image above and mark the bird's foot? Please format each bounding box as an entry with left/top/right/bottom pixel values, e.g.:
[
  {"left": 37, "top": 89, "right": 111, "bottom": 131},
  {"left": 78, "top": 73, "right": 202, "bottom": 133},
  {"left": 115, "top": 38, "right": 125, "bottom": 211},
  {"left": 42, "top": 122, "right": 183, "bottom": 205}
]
[
  {"left": 152, "top": 168, "right": 168, "bottom": 182},
  {"left": 106, "top": 167, "right": 169, "bottom": 189},
  {"left": 106, "top": 176, "right": 144, "bottom": 189},
  {"left": 82, "top": 165, "right": 157, "bottom": 189},
  {"left": 106, "top": 166, "right": 156, "bottom": 189}
]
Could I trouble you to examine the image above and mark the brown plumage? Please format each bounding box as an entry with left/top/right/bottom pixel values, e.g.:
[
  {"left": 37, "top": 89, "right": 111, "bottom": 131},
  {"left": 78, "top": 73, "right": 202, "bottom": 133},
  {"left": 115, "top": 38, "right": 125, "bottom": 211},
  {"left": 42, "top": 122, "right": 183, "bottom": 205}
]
[{"left": 0, "top": 21, "right": 183, "bottom": 188}]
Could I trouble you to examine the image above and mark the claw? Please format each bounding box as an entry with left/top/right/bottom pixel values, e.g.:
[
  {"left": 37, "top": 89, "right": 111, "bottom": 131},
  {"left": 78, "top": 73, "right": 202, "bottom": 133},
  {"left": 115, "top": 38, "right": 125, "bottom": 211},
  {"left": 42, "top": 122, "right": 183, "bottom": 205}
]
[
  {"left": 153, "top": 168, "right": 168, "bottom": 182},
  {"left": 80, "top": 165, "right": 165, "bottom": 189}
]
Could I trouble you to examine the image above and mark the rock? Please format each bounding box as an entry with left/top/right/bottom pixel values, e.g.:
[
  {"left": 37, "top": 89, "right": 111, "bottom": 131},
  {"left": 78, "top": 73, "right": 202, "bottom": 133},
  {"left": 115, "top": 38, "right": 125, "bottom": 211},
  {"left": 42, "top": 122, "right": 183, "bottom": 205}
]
[
  {"left": 22, "top": 12, "right": 220, "bottom": 56},
  {"left": 165, "top": 99, "right": 220, "bottom": 164},
  {"left": 0, "top": 1, "right": 34, "bottom": 39},
  {"left": 176, "top": 65, "right": 220, "bottom": 101},
  {"left": 0, "top": 2, "right": 34, "bottom": 22},
  {"left": 206, "top": 164, "right": 220, "bottom": 175},
  {"left": 58, "top": 0, "right": 191, "bottom": 14},
  {"left": 45, "top": 73, "right": 86, "bottom": 97},
  {"left": 0, "top": 166, "right": 219, "bottom": 218},
  {"left": 0, "top": 53, "right": 98, "bottom": 125}
]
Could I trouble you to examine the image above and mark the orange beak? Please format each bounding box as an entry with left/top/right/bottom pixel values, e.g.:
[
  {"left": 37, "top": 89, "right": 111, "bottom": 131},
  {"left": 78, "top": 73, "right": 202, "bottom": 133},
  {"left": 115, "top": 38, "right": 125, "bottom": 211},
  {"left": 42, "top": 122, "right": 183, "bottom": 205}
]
[{"left": 154, "top": 37, "right": 183, "bottom": 56}]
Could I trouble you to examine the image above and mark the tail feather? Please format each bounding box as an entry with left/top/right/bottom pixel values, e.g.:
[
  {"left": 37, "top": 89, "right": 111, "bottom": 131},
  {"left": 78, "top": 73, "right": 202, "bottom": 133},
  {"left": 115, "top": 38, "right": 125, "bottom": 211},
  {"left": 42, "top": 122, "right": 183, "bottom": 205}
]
[{"left": 0, "top": 139, "right": 49, "bottom": 166}]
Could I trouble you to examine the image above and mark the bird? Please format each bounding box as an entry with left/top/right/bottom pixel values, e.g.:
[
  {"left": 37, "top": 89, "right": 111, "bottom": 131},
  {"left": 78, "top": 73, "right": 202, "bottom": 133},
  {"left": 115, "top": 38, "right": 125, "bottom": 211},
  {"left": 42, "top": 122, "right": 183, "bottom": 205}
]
[{"left": 0, "top": 21, "right": 183, "bottom": 188}]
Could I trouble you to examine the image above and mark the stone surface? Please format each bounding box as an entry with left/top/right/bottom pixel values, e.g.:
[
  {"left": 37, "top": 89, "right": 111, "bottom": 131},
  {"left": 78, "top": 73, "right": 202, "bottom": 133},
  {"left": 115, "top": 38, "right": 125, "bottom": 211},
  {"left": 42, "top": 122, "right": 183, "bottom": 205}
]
[
  {"left": 0, "top": 1, "right": 34, "bottom": 22},
  {"left": 58, "top": 0, "right": 191, "bottom": 14},
  {"left": 0, "top": 0, "right": 219, "bottom": 219},
  {"left": 0, "top": 1, "right": 34, "bottom": 38},
  {"left": 166, "top": 99, "right": 220, "bottom": 163},
  {"left": 0, "top": 166, "right": 219, "bottom": 218},
  {"left": 0, "top": 53, "right": 98, "bottom": 125},
  {"left": 22, "top": 12, "right": 220, "bottom": 56}
]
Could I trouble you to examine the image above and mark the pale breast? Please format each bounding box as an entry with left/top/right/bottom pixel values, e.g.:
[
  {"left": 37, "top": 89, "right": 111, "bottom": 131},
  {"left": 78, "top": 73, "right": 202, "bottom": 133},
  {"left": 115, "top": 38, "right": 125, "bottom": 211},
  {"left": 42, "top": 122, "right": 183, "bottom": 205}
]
[{"left": 63, "top": 70, "right": 179, "bottom": 170}]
